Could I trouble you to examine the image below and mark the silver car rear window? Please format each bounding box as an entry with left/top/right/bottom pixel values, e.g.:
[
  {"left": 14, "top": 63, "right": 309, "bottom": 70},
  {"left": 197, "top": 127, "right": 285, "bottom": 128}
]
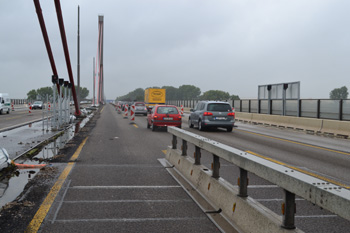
[{"left": 207, "top": 103, "right": 231, "bottom": 112}]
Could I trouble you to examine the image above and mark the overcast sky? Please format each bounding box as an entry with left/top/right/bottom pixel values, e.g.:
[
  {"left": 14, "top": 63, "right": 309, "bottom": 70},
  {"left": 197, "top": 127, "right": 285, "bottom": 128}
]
[{"left": 1, "top": 0, "right": 350, "bottom": 100}]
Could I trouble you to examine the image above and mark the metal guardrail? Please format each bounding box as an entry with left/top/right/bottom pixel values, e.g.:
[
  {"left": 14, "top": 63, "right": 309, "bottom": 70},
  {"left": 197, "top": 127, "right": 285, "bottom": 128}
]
[{"left": 167, "top": 127, "right": 350, "bottom": 229}]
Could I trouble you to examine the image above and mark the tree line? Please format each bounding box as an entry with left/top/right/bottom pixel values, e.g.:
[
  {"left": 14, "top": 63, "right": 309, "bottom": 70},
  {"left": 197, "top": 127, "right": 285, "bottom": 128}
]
[
  {"left": 116, "top": 85, "right": 349, "bottom": 101},
  {"left": 115, "top": 85, "right": 240, "bottom": 102},
  {"left": 27, "top": 86, "right": 89, "bottom": 101},
  {"left": 329, "top": 86, "right": 348, "bottom": 99}
]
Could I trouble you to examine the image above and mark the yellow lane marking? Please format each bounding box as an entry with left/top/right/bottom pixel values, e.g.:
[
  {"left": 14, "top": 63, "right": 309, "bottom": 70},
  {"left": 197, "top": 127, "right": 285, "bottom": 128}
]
[
  {"left": 234, "top": 128, "right": 350, "bottom": 156},
  {"left": 3, "top": 116, "right": 22, "bottom": 120},
  {"left": 70, "top": 137, "right": 88, "bottom": 161},
  {"left": 162, "top": 150, "right": 167, "bottom": 155},
  {"left": 25, "top": 137, "right": 88, "bottom": 233},
  {"left": 133, "top": 124, "right": 138, "bottom": 128},
  {"left": 100, "top": 106, "right": 105, "bottom": 113},
  {"left": 246, "top": 150, "right": 350, "bottom": 189}
]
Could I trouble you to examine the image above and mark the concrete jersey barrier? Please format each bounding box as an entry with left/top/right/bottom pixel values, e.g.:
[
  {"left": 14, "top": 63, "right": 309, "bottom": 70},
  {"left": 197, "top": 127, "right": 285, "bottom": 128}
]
[{"left": 236, "top": 112, "right": 350, "bottom": 138}]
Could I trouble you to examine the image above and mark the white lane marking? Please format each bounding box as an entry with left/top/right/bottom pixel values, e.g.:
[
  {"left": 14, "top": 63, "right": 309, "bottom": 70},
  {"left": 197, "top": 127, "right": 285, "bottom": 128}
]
[
  {"left": 74, "top": 164, "right": 164, "bottom": 167},
  {"left": 255, "top": 198, "right": 305, "bottom": 202},
  {"left": 63, "top": 199, "right": 192, "bottom": 203},
  {"left": 248, "top": 185, "right": 279, "bottom": 188},
  {"left": 71, "top": 186, "right": 182, "bottom": 189},
  {"left": 295, "top": 215, "right": 338, "bottom": 218},
  {"left": 52, "top": 217, "right": 208, "bottom": 223},
  {"left": 52, "top": 180, "right": 71, "bottom": 224}
]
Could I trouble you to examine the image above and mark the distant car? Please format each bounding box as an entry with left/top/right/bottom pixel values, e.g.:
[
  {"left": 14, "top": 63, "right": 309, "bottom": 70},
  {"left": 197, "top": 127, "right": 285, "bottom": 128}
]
[
  {"left": 134, "top": 102, "right": 147, "bottom": 116},
  {"left": 0, "top": 93, "right": 11, "bottom": 114},
  {"left": 32, "top": 101, "right": 44, "bottom": 109},
  {"left": 147, "top": 105, "right": 182, "bottom": 131},
  {"left": 188, "top": 101, "right": 235, "bottom": 132}
]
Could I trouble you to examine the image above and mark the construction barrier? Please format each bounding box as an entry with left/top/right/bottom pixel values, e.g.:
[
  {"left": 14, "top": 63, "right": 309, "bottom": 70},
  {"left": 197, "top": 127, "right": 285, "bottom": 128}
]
[
  {"left": 11, "top": 103, "right": 14, "bottom": 111},
  {"left": 116, "top": 103, "right": 121, "bottom": 113},
  {"left": 29, "top": 103, "right": 32, "bottom": 114},
  {"left": 180, "top": 105, "right": 184, "bottom": 115},
  {"left": 48, "top": 102, "right": 51, "bottom": 111},
  {"left": 123, "top": 104, "right": 129, "bottom": 118},
  {"left": 130, "top": 104, "right": 135, "bottom": 123}
]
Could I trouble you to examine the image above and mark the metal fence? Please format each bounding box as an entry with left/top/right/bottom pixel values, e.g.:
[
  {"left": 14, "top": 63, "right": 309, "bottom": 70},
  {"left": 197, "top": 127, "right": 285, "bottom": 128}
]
[
  {"left": 10, "top": 99, "right": 28, "bottom": 105},
  {"left": 166, "top": 99, "right": 350, "bottom": 121}
]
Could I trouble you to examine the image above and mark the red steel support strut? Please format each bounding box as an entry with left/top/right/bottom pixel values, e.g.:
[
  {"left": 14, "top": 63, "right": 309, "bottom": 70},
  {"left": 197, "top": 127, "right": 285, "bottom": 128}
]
[
  {"left": 54, "top": 0, "right": 81, "bottom": 116},
  {"left": 33, "top": 0, "right": 60, "bottom": 93}
]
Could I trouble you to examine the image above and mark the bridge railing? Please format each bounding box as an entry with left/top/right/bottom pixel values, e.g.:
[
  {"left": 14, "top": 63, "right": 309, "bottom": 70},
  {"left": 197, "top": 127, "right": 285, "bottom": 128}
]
[
  {"left": 166, "top": 99, "right": 350, "bottom": 121},
  {"left": 167, "top": 126, "right": 350, "bottom": 229}
]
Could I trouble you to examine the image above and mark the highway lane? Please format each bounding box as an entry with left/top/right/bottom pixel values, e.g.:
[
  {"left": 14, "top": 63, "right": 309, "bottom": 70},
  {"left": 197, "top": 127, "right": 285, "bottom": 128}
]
[
  {"left": 0, "top": 108, "right": 44, "bottom": 132},
  {"left": 37, "top": 104, "right": 222, "bottom": 233},
  {"left": 0, "top": 103, "right": 91, "bottom": 132}
]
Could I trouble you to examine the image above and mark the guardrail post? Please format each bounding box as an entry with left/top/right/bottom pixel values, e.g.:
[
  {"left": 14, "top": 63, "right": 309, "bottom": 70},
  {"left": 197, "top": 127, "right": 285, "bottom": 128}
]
[
  {"left": 181, "top": 139, "right": 187, "bottom": 156},
  {"left": 238, "top": 168, "right": 248, "bottom": 197},
  {"left": 317, "top": 99, "right": 321, "bottom": 119},
  {"left": 212, "top": 154, "right": 220, "bottom": 179},
  {"left": 172, "top": 135, "right": 177, "bottom": 149},
  {"left": 282, "top": 190, "right": 296, "bottom": 229},
  {"left": 339, "top": 99, "right": 343, "bottom": 121},
  {"left": 194, "top": 146, "right": 201, "bottom": 165},
  {"left": 248, "top": 100, "right": 251, "bottom": 113}
]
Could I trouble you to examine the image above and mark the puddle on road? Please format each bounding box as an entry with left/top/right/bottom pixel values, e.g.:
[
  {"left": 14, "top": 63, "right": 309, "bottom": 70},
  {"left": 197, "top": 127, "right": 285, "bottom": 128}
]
[
  {"left": 0, "top": 114, "right": 93, "bottom": 209},
  {"left": 0, "top": 169, "right": 40, "bottom": 208}
]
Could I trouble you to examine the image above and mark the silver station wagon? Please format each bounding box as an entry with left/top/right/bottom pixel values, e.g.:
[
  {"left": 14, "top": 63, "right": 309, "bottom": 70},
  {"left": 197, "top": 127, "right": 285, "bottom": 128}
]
[{"left": 188, "top": 101, "right": 235, "bottom": 132}]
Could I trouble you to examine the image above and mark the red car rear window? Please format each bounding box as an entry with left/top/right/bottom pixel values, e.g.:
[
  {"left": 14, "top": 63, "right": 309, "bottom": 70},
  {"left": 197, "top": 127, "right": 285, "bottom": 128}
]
[{"left": 156, "top": 107, "right": 178, "bottom": 114}]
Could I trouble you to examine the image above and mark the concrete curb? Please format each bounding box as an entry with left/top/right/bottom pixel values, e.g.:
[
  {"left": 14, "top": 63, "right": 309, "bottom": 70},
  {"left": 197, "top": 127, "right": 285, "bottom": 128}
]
[
  {"left": 166, "top": 147, "right": 303, "bottom": 233},
  {"left": 236, "top": 112, "right": 350, "bottom": 138}
]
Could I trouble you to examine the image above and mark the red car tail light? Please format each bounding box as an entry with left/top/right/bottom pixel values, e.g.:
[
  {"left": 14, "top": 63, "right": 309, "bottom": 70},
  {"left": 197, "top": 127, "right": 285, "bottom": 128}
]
[
  {"left": 203, "top": 112, "right": 213, "bottom": 116},
  {"left": 227, "top": 112, "right": 235, "bottom": 116}
]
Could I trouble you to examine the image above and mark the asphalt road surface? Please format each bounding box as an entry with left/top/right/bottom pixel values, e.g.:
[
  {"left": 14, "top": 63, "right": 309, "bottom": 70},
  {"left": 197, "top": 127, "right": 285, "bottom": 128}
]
[{"left": 1, "top": 104, "right": 349, "bottom": 232}]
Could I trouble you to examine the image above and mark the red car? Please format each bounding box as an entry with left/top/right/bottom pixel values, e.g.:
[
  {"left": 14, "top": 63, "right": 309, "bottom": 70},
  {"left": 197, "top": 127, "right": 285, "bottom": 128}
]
[{"left": 147, "top": 105, "right": 182, "bottom": 131}]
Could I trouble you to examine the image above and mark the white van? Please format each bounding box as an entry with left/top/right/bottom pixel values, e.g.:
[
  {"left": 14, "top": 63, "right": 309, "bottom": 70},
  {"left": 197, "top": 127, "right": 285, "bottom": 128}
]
[{"left": 0, "top": 93, "right": 11, "bottom": 114}]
